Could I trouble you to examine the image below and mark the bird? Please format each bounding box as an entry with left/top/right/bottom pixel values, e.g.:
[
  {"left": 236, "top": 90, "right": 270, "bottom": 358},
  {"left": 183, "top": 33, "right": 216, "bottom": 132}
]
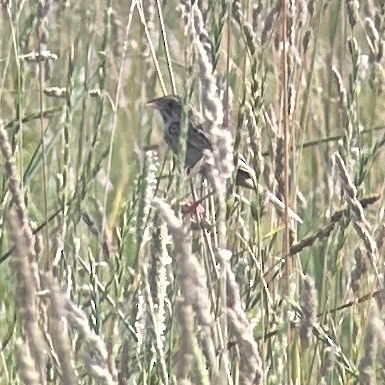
[
  {"left": 147, "top": 95, "right": 213, "bottom": 170},
  {"left": 147, "top": 95, "right": 302, "bottom": 223}
]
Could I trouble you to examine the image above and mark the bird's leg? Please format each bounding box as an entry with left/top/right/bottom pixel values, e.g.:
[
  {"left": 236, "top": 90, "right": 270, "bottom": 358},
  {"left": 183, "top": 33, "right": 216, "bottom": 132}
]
[{"left": 181, "top": 190, "right": 215, "bottom": 219}]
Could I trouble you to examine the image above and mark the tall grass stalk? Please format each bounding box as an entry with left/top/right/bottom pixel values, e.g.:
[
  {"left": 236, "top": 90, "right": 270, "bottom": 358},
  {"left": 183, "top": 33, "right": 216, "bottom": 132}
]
[{"left": 1, "top": 1, "right": 385, "bottom": 385}]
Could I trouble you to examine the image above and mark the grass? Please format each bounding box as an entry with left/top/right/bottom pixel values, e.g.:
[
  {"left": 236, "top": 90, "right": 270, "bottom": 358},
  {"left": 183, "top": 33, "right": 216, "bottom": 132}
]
[{"left": 1, "top": 0, "right": 385, "bottom": 384}]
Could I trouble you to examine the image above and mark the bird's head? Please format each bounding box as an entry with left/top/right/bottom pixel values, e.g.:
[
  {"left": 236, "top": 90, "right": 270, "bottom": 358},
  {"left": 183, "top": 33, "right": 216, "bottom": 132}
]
[{"left": 147, "top": 95, "right": 183, "bottom": 122}]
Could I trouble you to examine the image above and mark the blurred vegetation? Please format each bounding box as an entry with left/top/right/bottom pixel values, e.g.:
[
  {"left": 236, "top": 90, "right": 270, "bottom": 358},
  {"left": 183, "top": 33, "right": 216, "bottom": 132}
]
[{"left": 1, "top": 0, "right": 385, "bottom": 384}]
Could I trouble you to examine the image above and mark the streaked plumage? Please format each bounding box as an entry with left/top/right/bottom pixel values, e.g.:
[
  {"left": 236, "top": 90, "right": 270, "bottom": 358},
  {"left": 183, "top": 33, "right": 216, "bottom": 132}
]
[
  {"left": 147, "top": 95, "right": 213, "bottom": 170},
  {"left": 147, "top": 95, "right": 302, "bottom": 223}
]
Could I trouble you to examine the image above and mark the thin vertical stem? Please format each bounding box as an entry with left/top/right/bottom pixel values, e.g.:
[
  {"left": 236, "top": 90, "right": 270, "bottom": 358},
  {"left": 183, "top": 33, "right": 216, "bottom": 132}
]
[{"left": 281, "top": 0, "right": 291, "bottom": 384}]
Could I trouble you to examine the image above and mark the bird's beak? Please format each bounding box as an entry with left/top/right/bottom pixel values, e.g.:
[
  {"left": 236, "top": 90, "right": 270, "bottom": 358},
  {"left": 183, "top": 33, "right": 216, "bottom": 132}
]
[{"left": 146, "top": 97, "right": 161, "bottom": 109}]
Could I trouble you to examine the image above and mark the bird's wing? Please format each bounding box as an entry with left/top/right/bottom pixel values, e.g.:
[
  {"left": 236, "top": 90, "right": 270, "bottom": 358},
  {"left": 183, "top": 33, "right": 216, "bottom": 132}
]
[{"left": 187, "top": 116, "right": 213, "bottom": 151}]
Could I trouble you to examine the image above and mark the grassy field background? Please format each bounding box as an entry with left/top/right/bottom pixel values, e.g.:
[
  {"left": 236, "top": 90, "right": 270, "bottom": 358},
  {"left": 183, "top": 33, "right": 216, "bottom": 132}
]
[{"left": 1, "top": 0, "right": 385, "bottom": 384}]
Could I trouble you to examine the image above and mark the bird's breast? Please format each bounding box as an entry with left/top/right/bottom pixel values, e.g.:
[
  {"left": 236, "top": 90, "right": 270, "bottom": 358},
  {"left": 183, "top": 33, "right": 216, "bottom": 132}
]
[{"left": 164, "top": 121, "right": 181, "bottom": 154}]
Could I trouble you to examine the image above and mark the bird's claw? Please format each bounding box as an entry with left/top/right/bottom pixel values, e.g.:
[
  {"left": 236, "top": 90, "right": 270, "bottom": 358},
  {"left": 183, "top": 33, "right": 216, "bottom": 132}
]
[{"left": 181, "top": 200, "right": 206, "bottom": 218}]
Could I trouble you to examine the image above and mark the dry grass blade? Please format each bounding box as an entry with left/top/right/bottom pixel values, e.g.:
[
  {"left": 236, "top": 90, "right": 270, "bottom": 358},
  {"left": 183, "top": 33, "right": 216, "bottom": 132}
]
[{"left": 2, "top": 1, "right": 385, "bottom": 384}]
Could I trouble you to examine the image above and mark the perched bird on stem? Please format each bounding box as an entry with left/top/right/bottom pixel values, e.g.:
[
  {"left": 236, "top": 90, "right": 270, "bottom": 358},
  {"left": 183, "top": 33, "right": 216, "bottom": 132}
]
[{"left": 147, "top": 95, "right": 302, "bottom": 223}]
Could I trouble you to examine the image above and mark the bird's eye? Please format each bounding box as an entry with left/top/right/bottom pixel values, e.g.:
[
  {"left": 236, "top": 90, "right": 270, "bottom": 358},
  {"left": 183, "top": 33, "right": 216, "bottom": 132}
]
[{"left": 167, "top": 100, "right": 174, "bottom": 109}]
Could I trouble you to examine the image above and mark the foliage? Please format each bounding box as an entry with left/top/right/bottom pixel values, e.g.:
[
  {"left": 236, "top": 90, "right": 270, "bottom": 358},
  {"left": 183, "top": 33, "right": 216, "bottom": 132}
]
[{"left": 1, "top": 1, "right": 385, "bottom": 384}]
